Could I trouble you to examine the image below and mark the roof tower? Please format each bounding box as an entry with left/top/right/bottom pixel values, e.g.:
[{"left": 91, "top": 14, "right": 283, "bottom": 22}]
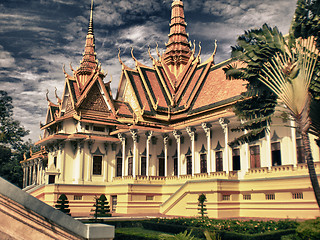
[
  {"left": 76, "top": 0, "right": 99, "bottom": 90},
  {"left": 162, "top": 0, "right": 192, "bottom": 77}
]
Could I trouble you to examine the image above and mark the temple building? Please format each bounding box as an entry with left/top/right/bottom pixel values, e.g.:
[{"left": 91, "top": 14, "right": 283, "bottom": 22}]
[{"left": 21, "top": 0, "right": 320, "bottom": 219}]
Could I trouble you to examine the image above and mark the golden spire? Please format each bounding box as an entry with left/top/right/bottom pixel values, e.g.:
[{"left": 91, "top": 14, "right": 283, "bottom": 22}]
[
  {"left": 162, "top": 0, "right": 192, "bottom": 77},
  {"left": 76, "top": 0, "right": 98, "bottom": 89},
  {"left": 88, "top": 0, "right": 94, "bottom": 35}
]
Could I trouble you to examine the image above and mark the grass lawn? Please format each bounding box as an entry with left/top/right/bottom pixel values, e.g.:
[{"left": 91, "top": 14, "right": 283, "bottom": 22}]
[
  {"left": 115, "top": 227, "right": 203, "bottom": 240},
  {"left": 115, "top": 227, "right": 173, "bottom": 239}
]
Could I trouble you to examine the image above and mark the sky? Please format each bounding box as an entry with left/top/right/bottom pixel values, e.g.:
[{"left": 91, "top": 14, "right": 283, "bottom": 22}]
[{"left": 0, "top": 0, "right": 297, "bottom": 142}]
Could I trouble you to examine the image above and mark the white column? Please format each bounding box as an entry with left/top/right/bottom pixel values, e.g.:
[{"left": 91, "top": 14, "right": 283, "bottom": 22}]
[
  {"left": 163, "top": 134, "right": 169, "bottom": 177},
  {"left": 29, "top": 163, "right": 33, "bottom": 185},
  {"left": 103, "top": 143, "right": 108, "bottom": 182},
  {"left": 290, "top": 119, "right": 298, "bottom": 167},
  {"left": 32, "top": 161, "right": 36, "bottom": 185},
  {"left": 173, "top": 130, "right": 182, "bottom": 177},
  {"left": 79, "top": 141, "right": 84, "bottom": 183},
  {"left": 202, "top": 123, "right": 212, "bottom": 174},
  {"left": 59, "top": 142, "right": 66, "bottom": 182},
  {"left": 118, "top": 133, "right": 126, "bottom": 177},
  {"left": 130, "top": 129, "right": 138, "bottom": 178},
  {"left": 219, "top": 118, "right": 230, "bottom": 174},
  {"left": 266, "top": 124, "right": 272, "bottom": 169},
  {"left": 146, "top": 131, "right": 153, "bottom": 177},
  {"left": 22, "top": 165, "right": 26, "bottom": 188},
  {"left": 186, "top": 127, "right": 196, "bottom": 176},
  {"left": 36, "top": 160, "right": 40, "bottom": 185}
]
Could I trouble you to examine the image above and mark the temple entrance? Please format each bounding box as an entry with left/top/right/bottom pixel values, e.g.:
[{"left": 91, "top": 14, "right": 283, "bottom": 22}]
[
  {"left": 116, "top": 157, "right": 122, "bottom": 177},
  {"left": 186, "top": 155, "right": 192, "bottom": 175},
  {"left": 159, "top": 157, "right": 165, "bottom": 176},
  {"left": 141, "top": 156, "right": 146, "bottom": 176}
]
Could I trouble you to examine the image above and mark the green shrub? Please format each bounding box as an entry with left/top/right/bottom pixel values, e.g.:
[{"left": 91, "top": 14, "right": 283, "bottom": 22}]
[
  {"left": 296, "top": 218, "right": 320, "bottom": 240},
  {"left": 162, "top": 230, "right": 196, "bottom": 240},
  {"left": 149, "top": 218, "right": 298, "bottom": 235},
  {"left": 55, "top": 194, "right": 71, "bottom": 215},
  {"left": 115, "top": 227, "right": 173, "bottom": 240},
  {"left": 281, "top": 234, "right": 301, "bottom": 240}
]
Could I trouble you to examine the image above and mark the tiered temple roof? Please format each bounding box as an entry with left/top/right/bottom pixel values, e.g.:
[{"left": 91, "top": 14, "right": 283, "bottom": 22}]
[{"left": 39, "top": 0, "right": 246, "bottom": 144}]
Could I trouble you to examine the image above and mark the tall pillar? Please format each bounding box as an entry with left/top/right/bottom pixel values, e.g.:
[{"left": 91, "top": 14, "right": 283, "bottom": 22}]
[
  {"left": 202, "top": 123, "right": 212, "bottom": 174},
  {"left": 87, "top": 140, "right": 94, "bottom": 181},
  {"left": 146, "top": 131, "right": 153, "bottom": 177},
  {"left": 290, "top": 119, "right": 298, "bottom": 167},
  {"left": 266, "top": 124, "right": 272, "bottom": 169},
  {"left": 103, "top": 143, "right": 108, "bottom": 182},
  {"left": 22, "top": 164, "right": 26, "bottom": 188},
  {"left": 118, "top": 133, "right": 126, "bottom": 177},
  {"left": 130, "top": 129, "right": 138, "bottom": 178},
  {"left": 59, "top": 142, "right": 66, "bottom": 182},
  {"left": 36, "top": 160, "right": 40, "bottom": 185},
  {"left": 186, "top": 127, "right": 196, "bottom": 176},
  {"left": 219, "top": 118, "right": 230, "bottom": 174},
  {"left": 29, "top": 163, "right": 32, "bottom": 186},
  {"left": 163, "top": 134, "right": 169, "bottom": 177},
  {"left": 173, "top": 130, "right": 182, "bottom": 177}
]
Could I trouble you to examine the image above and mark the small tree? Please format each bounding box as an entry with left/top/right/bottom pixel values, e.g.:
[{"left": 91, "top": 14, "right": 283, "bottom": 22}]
[
  {"left": 198, "top": 193, "right": 207, "bottom": 218},
  {"left": 55, "top": 194, "right": 71, "bottom": 215},
  {"left": 91, "top": 194, "right": 111, "bottom": 220}
]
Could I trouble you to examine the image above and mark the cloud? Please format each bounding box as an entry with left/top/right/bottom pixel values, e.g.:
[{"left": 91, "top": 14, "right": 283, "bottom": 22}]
[
  {"left": 0, "top": 46, "right": 15, "bottom": 68},
  {"left": 0, "top": 0, "right": 297, "bottom": 142}
]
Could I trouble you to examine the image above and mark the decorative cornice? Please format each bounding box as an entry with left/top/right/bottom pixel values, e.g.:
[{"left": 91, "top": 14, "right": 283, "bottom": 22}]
[
  {"left": 219, "top": 118, "right": 229, "bottom": 133},
  {"left": 202, "top": 122, "right": 212, "bottom": 136},
  {"left": 163, "top": 133, "right": 169, "bottom": 145},
  {"left": 130, "top": 129, "right": 139, "bottom": 143},
  {"left": 186, "top": 126, "right": 196, "bottom": 138},
  {"left": 173, "top": 130, "right": 182, "bottom": 141}
]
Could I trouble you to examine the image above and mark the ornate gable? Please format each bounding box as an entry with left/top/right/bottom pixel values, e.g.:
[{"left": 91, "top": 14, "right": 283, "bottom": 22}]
[{"left": 79, "top": 82, "right": 110, "bottom": 113}]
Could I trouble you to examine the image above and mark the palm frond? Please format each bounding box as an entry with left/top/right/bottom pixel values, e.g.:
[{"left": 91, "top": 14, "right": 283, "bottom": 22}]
[{"left": 259, "top": 36, "right": 318, "bottom": 120}]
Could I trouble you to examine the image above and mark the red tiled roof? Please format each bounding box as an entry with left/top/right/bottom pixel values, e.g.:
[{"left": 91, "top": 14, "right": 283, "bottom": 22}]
[
  {"left": 127, "top": 71, "right": 152, "bottom": 112},
  {"left": 190, "top": 65, "right": 246, "bottom": 110},
  {"left": 114, "top": 101, "right": 133, "bottom": 117},
  {"left": 158, "top": 66, "right": 174, "bottom": 95},
  {"left": 142, "top": 68, "right": 168, "bottom": 108},
  {"left": 178, "top": 64, "right": 206, "bottom": 107}
]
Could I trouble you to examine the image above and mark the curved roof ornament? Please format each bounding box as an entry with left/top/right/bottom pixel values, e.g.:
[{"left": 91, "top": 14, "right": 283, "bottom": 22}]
[
  {"left": 118, "top": 48, "right": 130, "bottom": 71},
  {"left": 46, "top": 89, "right": 54, "bottom": 106},
  {"left": 130, "top": 46, "right": 137, "bottom": 62},
  {"left": 70, "top": 62, "right": 75, "bottom": 73},
  {"left": 192, "top": 40, "right": 196, "bottom": 55},
  {"left": 148, "top": 45, "right": 157, "bottom": 65},
  {"left": 213, "top": 39, "right": 218, "bottom": 55},
  {"left": 63, "top": 64, "right": 73, "bottom": 79},
  {"left": 206, "top": 39, "right": 218, "bottom": 64},
  {"left": 156, "top": 43, "right": 161, "bottom": 59},
  {"left": 196, "top": 41, "right": 202, "bottom": 60},
  {"left": 54, "top": 87, "right": 62, "bottom": 104}
]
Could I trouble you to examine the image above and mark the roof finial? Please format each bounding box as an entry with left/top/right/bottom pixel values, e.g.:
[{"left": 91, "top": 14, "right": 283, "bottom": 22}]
[
  {"left": 156, "top": 43, "right": 161, "bottom": 59},
  {"left": 88, "top": 0, "right": 94, "bottom": 35},
  {"left": 55, "top": 87, "right": 62, "bottom": 104},
  {"left": 46, "top": 89, "right": 54, "bottom": 106}
]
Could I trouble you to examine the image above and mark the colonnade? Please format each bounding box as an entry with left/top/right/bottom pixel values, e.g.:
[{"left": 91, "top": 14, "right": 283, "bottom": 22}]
[
  {"left": 21, "top": 159, "right": 45, "bottom": 188},
  {"left": 116, "top": 118, "right": 237, "bottom": 178}
]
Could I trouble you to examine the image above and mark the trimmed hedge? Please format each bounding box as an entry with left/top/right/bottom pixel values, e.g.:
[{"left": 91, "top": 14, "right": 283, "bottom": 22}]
[
  {"left": 141, "top": 221, "right": 296, "bottom": 240},
  {"left": 220, "top": 229, "right": 296, "bottom": 240},
  {"left": 296, "top": 218, "right": 320, "bottom": 240},
  {"left": 115, "top": 227, "right": 173, "bottom": 240}
]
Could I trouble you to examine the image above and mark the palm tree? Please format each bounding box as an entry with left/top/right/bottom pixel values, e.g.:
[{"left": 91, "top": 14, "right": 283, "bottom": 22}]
[
  {"left": 225, "top": 26, "right": 320, "bottom": 208},
  {"left": 258, "top": 36, "right": 320, "bottom": 208}
]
